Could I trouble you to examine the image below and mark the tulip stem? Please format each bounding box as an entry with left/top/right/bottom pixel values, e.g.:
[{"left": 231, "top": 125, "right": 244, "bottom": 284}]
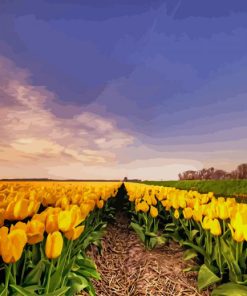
[
  {"left": 5, "top": 264, "right": 11, "bottom": 287},
  {"left": 45, "top": 260, "right": 53, "bottom": 294},
  {"left": 12, "top": 262, "right": 17, "bottom": 284},
  {"left": 20, "top": 252, "right": 27, "bottom": 284}
]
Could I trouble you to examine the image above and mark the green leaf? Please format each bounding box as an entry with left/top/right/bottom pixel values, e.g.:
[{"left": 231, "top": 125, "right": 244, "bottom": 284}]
[
  {"left": 0, "top": 287, "right": 8, "bottom": 296},
  {"left": 145, "top": 231, "right": 158, "bottom": 237},
  {"left": 183, "top": 249, "right": 198, "bottom": 261},
  {"left": 198, "top": 264, "right": 221, "bottom": 291},
  {"left": 24, "top": 260, "right": 45, "bottom": 285},
  {"left": 9, "top": 285, "right": 36, "bottom": 296},
  {"left": 67, "top": 273, "right": 89, "bottom": 295},
  {"left": 164, "top": 223, "right": 177, "bottom": 232},
  {"left": 182, "top": 241, "right": 206, "bottom": 257},
  {"left": 76, "top": 268, "right": 100, "bottom": 280},
  {"left": 45, "top": 287, "right": 70, "bottom": 296},
  {"left": 149, "top": 237, "right": 158, "bottom": 249},
  {"left": 130, "top": 222, "right": 145, "bottom": 243},
  {"left": 183, "top": 265, "right": 200, "bottom": 272},
  {"left": 191, "top": 229, "right": 199, "bottom": 239},
  {"left": 212, "top": 283, "right": 247, "bottom": 296},
  {"left": 220, "top": 238, "right": 242, "bottom": 282}
]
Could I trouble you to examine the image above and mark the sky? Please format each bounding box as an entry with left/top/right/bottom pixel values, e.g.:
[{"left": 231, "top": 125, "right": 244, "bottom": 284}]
[{"left": 0, "top": 0, "right": 247, "bottom": 180}]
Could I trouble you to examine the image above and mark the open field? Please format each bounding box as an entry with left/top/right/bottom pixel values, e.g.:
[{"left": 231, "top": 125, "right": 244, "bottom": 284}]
[
  {"left": 143, "top": 180, "right": 247, "bottom": 198},
  {"left": 1, "top": 180, "right": 247, "bottom": 295}
]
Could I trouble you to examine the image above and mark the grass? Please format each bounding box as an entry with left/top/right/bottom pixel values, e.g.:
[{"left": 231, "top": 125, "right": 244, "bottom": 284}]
[{"left": 142, "top": 180, "right": 247, "bottom": 199}]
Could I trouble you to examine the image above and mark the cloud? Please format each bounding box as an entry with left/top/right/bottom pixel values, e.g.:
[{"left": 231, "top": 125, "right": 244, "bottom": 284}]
[{"left": 0, "top": 55, "right": 134, "bottom": 177}]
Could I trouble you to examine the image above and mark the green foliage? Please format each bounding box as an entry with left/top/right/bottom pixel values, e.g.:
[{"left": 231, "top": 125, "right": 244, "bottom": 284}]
[{"left": 143, "top": 180, "right": 247, "bottom": 199}]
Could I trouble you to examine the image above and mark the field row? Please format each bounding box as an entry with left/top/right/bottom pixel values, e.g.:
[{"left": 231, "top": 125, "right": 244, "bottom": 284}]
[{"left": 1, "top": 181, "right": 247, "bottom": 295}]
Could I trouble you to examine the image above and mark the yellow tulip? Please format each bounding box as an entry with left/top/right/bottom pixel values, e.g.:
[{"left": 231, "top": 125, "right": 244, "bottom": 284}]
[
  {"left": 151, "top": 195, "right": 157, "bottom": 206},
  {"left": 144, "top": 194, "right": 152, "bottom": 206},
  {"left": 46, "top": 213, "right": 59, "bottom": 233},
  {"left": 0, "top": 226, "right": 8, "bottom": 256},
  {"left": 161, "top": 200, "right": 171, "bottom": 211},
  {"left": 97, "top": 200, "right": 104, "bottom": 209},
  {"left": 80, "top": 203, "right": 92, "bottom": 218},
  {"left": 183, "top": 207, "right": 193, "bottom": 219},
  {"left": 10, "top": 221, "right": 27, "bottom": 232},
  {"left": 174, "top": 209, "right": 179, "bottom": 219},
  {"left": 13, "top": 198, "right": 29, "bottom": 220},
  {"left": 178, "top": 196, "right": 186, "bottom": 208},
  {"left": 139, "top": 201, "right": 149, "bottom": 213},
  {"left": 64, "top": 225, "right": 85, "bottom": 241},
  {"left": 58, "top": 210, "right": 73, "bottom": 232},
  {"left": 150, "top": 206, "right": 158, "bottom": 218},
  {"left": 45, "top": 231, "right": 63, "bottom": 259},
  {"left": 26, "top": 220, "right": 45, "bottom": 244},
  {"left": 202, "top": 216, "right": 212, "bottom": 230},
  {"left": 1, "top": 229, "right": 27, "bottom": 263},
  {"left": 193, "top": 209, "right": 203, "bottom": 222},
  {"left": 210, "top": 219, "right": 222, "bottom": 236},
  {"left": 0, "top": 210, "right": 4, "bottom": 227},
  {"left": 228, "top": 223, "right": 244, "bottom": 242},
  {"left": 4, "top": 201, "right": 15, "bottom": 220},
  {"left": 172, "top": 196, "right": 179, "bottom": 209},
  {"left": 218, "top": 203, "right": 229, "bottom": 220}
]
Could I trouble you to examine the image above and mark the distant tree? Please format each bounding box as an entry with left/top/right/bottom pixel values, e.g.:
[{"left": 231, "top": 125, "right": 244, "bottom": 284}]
[
  {"left": 177, "top": 164, "right": 247, "bottom": 180},
  {"left": 236, "top": 164, "right": 247, "bottom": 179},
  {"left": 123, "top": 177, "right": 128, "bottom": 182},
  {"left": 212, "top": 169, "right": 226, "bottom": 180}
]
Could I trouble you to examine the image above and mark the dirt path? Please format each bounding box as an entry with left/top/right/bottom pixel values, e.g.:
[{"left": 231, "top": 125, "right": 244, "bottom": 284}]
[{"left": 81, "top": 213, "right": 210, "bottom": 296}]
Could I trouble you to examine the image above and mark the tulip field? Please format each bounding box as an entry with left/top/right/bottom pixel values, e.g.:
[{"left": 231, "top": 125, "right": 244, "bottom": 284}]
[{"left": 1, "top": 181, "right": 247, "bottom": 295}]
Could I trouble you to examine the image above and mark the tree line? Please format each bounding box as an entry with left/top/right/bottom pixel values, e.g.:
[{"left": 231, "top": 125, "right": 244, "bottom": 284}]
[{"left": 178, "top": 163, "right": 247, "bottom": 180}]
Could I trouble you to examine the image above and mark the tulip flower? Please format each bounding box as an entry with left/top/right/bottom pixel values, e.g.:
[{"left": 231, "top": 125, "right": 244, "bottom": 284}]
[
  {"left": 0, "top": 210, "right": 4, "bottom": 227},
  {"left": 138, "top": 201, "right": 149, "bottom": 213},
  {"left": 183, "top": 207, "right": 193, "bottom": 219},
  {"left": 0, "top": 226, "right": 8, "bottom": 256},
  {"left": 80, "top": 203, "right": 92, "bottom": 218},
  {"left": 64, "top": 225, "right": 85, "bottom": 241},
  {"left": 13, "top": 198, "right": 29, "bottom": 220},
  {"left": 202, "top": 216, "right": 212, "bottom": 230},
  {"left": 26, "top": 220, "right": 45, "bottom": 244},
  {"left": 45, "top": 231, "right": 63, "bottom": 259},
  {"left": 97, "top": 200, "right": 104, "bottom": 209},
  {"left": 228, "top": 223, "right": 244, "bottom": 242},
  {"left": 46, "top": 213, "right": 59, "bottom": 233},
  {"left": 218, "top": 203, "right": 229, "bottom": 220},
  {"left": 210, "top": 219, "right": 222, "bottom": 236},
  {"left": 58, "top": 210, "right": 73, "bottom": 232},
  {"left": 193, "top": 209, "right": 203, "bottom": 222},
  {"left": 174, "top": 209, "right": 179, "bottom": 219},
  {"left": 150, "top": 206, "right": 158, "bottom": 218},
  {"left": 1, "top": 229, "right": 27, "bottom": 263}
]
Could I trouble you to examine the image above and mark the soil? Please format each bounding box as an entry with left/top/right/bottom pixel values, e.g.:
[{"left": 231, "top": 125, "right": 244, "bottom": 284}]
[{"left": 80, "top": 213, "right": 211, "bottom": 296}]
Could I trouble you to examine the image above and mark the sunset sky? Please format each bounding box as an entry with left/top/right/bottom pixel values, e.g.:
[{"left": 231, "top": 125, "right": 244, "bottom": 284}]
[{"left": 0, "top": 0, "right": 247, "bottom": 180}]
